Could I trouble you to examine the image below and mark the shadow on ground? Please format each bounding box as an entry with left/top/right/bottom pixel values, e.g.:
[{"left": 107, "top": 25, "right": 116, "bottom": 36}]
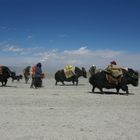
[
  {"left": 88, "top": 91, "right": 135, "bottom": 95},
  {"left": 56, "top": 84, "right": 86, "bottom": 86},
  {"left": 0, "top": 85, "right": 17, "bottom": 88}
]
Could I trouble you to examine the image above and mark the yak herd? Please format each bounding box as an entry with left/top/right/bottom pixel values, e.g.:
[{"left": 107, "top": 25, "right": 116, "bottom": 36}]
[{"left": 0, "top": 65, "right": 139, "bottom": 95}]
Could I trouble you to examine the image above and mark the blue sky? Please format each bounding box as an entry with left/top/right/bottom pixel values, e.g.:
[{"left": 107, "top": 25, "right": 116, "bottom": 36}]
[{"left": 0, "top": 0, "right": 140, "bottom": 70}]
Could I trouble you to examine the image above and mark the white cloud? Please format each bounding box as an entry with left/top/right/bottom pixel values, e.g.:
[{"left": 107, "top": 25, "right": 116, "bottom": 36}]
[
  {"left": 3, "top": 45, "right": 23, "bottom": 52},
  {"left": 63, "top": 47, "right": 90, "bottom": 55},
  {"left": 33, "top": 47, "right": 140, "bottom": 70},
  {"left": 63, "top": 47, "right": 122, "bottom": 58},
  {"left": 31, "top": 47, "right": 123, "bottom": 68},
  {"left": 0, "top": 43, "right": 23, "bottom": 52},
  {"left": 0, "top": 45, "right": 139, "bottom": 71},
  {"left": 93, "top": 49, "right": 122, "bottom": 58}
]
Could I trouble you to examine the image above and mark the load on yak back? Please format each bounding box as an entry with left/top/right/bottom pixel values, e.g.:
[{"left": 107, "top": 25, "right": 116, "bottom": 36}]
[
  {"left": 64, "top": 65, "right": 75, "bottom": 78},
  {"left": 105, "top": 61, "right": 127, "bottom": 85}
]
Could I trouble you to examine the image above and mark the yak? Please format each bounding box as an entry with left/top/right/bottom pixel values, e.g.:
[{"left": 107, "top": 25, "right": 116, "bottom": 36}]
[
  {"left": 23, "top": 66, "right": 31, "bottom": 84},
  {"left": 55, "top": 67, "right": 87, "bottom": 85},
  {"left": 11, "top": 71, "right": 23, "bottom": 82},
  {"left": 0, "top": 66, "right": 15, "bottom": 86},
  {"left": 89, "top": 68, "right": 139, "bottom": 95}
]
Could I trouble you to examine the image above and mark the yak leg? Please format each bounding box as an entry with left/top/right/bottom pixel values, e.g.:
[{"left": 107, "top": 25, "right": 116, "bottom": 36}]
[
  {"left": 2, "top": 79, "right": 7, "bottom": 86},
  {"left": 72, "top": 79, "right": 75, "bottom": 85},
  {"left": 26, "top": 77, "right": 29, "bottom": 84},
  {"left": 125, "top": 86, "right": 129, "bottom": 95},
  {"left": 116, "top": 87, "right": 120, "bottom": 94},
  {"left": 1, "top": 81, "right": 4, "bottom": 86},
  {"left": 121, "top": 85, "right": 129, "bottom": 95},
  {"left": 2, "top": 82, "right": 6, "bottom": 86},
  {"left": 62, "top": 82, "right": 65, "bottom": 85},
  {"left": 75, "top": 79, "right": 78, "bottom": 86},
  {"left": 99, "top": 87, "right": 105, "bottom": 94},
  {"left": 24, "top": 75, "right": 26, "bottom": 83},
  {"left": 55, "top": 80, "right": 65, "bottom": 86},
  {"left": 24, "top": 74, "right": 29, "bottom": 84},
  {"left": 61, "top": 81, "right": 65, "bottom": 85},
  {"left": 55, "top": 81, "right": 58, "bottom": 85},
  {"left": 92, "top": 86, "right": 96, "bottom": 93},
  {"left": 25, "top": 77, "right": 28, "bottom": 84}
]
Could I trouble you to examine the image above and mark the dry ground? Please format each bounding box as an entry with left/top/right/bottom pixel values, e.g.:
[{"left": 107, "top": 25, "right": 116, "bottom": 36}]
[{"left": 0, "top": 78, "right": 140, "bottom": 140}]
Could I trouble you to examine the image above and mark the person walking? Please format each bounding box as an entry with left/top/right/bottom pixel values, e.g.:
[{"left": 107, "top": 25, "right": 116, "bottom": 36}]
[
  {"left": 35, "top": 62, "right": 42, "bottom": 88},
  {"left": 30, "top": 65, "right": 36, "bottom": 88}
]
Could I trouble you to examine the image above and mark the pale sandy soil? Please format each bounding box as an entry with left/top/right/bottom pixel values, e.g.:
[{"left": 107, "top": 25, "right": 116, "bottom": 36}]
[{"left": 0, "top": 77, "right": 140, "bottom": 140}]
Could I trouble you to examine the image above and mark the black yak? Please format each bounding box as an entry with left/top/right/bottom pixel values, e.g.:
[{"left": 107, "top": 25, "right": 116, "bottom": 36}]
[
  {"left": 11, "top": 71, "right": 23, "bottom": 82},
  {"left": 89, "top": 68, "right": 139, "bottom": 95},
  {"left": 55, "top": 66, "right": 87, "bottom": 85},
  {"left": 23, "top": 66, "right": 31, "bottom": 84},
  {"left": 0, "top": 66, "right": 15, "bottom": 86}
]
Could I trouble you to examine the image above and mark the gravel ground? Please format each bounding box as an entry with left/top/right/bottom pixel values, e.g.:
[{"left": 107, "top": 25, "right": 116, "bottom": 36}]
[{"left": 0, "top": 78, "right": 140, "bottom": 140}]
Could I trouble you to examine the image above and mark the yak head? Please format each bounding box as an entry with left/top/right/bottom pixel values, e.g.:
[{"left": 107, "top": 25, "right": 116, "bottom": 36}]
[
  {"left": 125, "top": 68, "right": 139, "bottom": 86},
  {"left": 10, "top": 71, "right": 16, "bottom": 79},
  {"left": 81, "top": 67, "right": 87, "bottom": 78}
]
